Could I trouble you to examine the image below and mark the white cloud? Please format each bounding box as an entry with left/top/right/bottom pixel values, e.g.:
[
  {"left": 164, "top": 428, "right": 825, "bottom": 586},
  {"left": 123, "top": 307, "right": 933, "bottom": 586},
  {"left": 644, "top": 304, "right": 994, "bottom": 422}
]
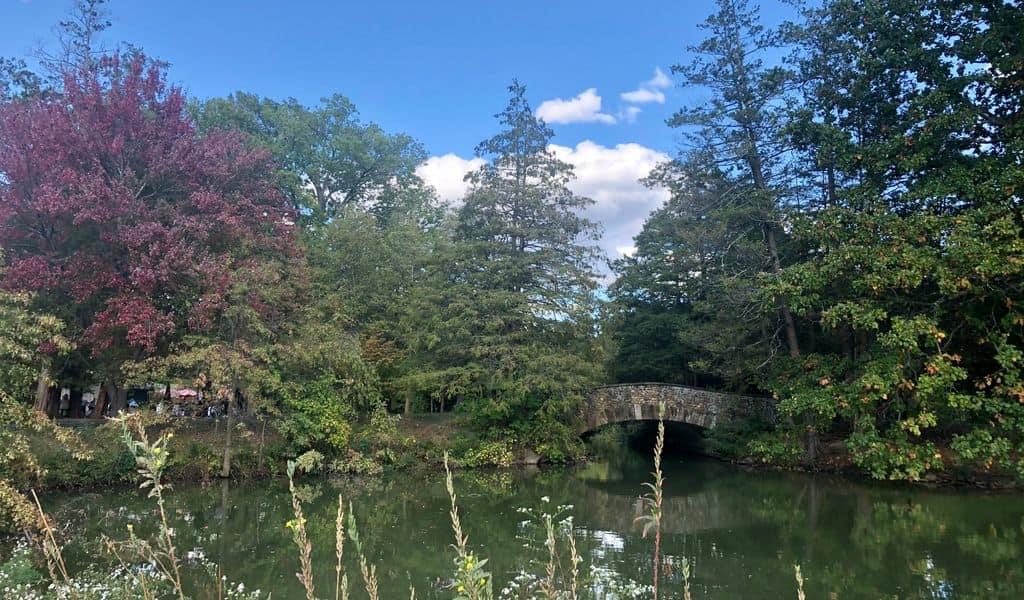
[
  {"left": 550, "top": 141, "right": 670, "bottom": 265},
  {"left": 620, "top": 67, "right": 673, "bottom": 105},
  {"left": 418, "top": 141, "right": 670, "bottom": 273},
  {"left": 415, "top": 153, "right": 485, "bottom": 204},
  {"left": 536, "top": 88, "right": 616, "bottom": 125},
  {"left": 620, "top": 88, "right": 665, "bottom": 104},
  {"left": 647, "top": 67, "right": 672, "bottom": 89},
  {"left": 619, "top": 106, "right": 643, "bottom": 123}
]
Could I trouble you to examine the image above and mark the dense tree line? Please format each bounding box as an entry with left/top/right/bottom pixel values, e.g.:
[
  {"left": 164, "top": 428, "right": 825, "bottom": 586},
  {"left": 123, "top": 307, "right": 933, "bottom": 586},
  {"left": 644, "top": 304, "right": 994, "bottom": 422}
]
[
  {"left": 2, "top": 0, "right": 1023, "bottom": 491},
  {"left": 608, "top": 0, "right": 1024, "bottom": 479},
  {"left": 0, "top": 0, "right": 603, "bottom": 491}
]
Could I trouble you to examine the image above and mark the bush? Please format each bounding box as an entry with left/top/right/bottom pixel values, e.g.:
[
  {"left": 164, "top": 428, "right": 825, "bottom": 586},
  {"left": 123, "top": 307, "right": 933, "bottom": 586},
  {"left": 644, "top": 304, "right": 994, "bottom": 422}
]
[
  {"left": 458, "top": 440, "right": 515, "bottom": 468},
  {"left": 37, "top": 425, "right": 135, "bottom": 488},
  {"left": 294, "top": 449, "right": 325, "bottom": 474},
  {"left": 0, "top": 542, "right": 43, "bottom": 590},
  {"left": 329, "top": 449, "right": 383, "bottom": 475},
  {"left": 278, "top": 378, "right": 356, "bottom": 455}
]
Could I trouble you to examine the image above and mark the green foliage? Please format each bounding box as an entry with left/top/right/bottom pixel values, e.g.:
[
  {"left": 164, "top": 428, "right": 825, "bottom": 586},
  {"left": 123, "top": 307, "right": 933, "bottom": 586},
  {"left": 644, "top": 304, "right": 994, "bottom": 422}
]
[
  {"left": 404, "top": 82, "right": 602, "bottom": 458},
  {"left": 612, "top": 0, "right": 1024, "bottom": 482},
  {"left": 760, "top": 0, "right": 1024, "bottom": 479},
  {"left": 704, "top": 418, "right": 775, "bottom": 460},
  {"left": 329, "top": 450, "right": 384, "bottom": 476},
  {"left": 36, "top": 425, "right": 135, "bottom": 488},
  {"left": 279, "top": 377, "right": 357, "bottom": 454},
  {"left": 609, "top": 162, "right": 769, "bottom": 388},
  {"left": 195, "top": 92, "right": 431, "bottom": 225},
  {"left": 294, "top": 449, "right": 325, "bottom": 475},
  {"left": 0, "top": 255, "right": 84, "bottom": 531},
  {"left": 456, "top": 440, "right": 515, "bottom": 469},
  {"left": 0, "top": 542, "right": 44, "bottom": 589},
  {"left": 747, "top": 431, "right": 806, "bottom": 467}
]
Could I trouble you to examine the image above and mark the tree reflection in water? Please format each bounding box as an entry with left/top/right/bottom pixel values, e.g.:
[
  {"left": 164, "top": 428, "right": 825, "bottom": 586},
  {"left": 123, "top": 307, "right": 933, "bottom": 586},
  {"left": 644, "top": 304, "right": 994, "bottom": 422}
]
[{"left": 37, "top": 451, "right": 1024, "bottom": 599}]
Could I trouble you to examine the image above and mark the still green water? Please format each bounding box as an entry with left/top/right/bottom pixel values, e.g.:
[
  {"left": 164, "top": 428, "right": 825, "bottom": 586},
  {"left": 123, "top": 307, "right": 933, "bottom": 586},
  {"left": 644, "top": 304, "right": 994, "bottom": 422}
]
[{"left": 40, "top": 451, "right": 1024, "bottom": 599}]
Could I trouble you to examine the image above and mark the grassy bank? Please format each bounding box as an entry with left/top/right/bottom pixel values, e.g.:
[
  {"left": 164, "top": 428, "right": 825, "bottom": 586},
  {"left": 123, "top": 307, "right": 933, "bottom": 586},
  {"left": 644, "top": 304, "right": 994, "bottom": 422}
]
[
  {"left": 28, "top": 413, "right": 1021, "bottom": 496},
  {"left": 26, "top": 412, "right": 556, "bottom": 494}
]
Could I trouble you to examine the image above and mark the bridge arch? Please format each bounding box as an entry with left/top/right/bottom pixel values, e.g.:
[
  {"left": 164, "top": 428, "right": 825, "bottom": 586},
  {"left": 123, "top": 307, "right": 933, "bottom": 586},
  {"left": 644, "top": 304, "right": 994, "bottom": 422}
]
[{"left": 580, "top": 383, "right": 774, "bottom": 434}]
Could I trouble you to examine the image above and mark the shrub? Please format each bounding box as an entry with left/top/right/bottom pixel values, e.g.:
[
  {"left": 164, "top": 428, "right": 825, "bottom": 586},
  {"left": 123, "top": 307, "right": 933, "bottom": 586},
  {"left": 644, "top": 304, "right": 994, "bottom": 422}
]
[
  {"left": 279, "top": 378, "right": 356, "bottom": 455},
  {"left": 329, "top": 449, "right": 383, "bottom": 475},
  {"left": 458, "top": 440, "right": 514, "bottom": 468},
  {"left": 294, "top": 449, "right": 325, "bottom": 474}
]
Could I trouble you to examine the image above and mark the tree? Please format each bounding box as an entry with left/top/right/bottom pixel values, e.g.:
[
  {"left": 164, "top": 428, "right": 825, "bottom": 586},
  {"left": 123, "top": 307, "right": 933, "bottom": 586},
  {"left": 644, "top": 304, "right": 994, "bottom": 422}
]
[
  {"left": 415, "top": 82, "right": 602, "bottom": 456},
  {"left": 0, "top": 0, "right": 111, "bottom": 101},
  {"left": 195, "top": 93, "right": 430, "bottom": 224},
  {"left": 654, "top": 0, "right": 831, "bottom": 458},
  {"left": 130, "top": 250, "right": 305, "bottom": 477},
  {"left": 669, "top": 0, "right": 802, "bottom": 363},
  {"left": 0, "top": 53, "right": 297, "bottom": 415},
  {"left": 0, "top": 254, "right": 82, "bottom": 531},
  {"left": 306, "top": 205, "right": 444, "bottom": 412},
  {"left": 764, "top": 0, "right": 1024, "bottom": 479},
  {"left": 607, "top": 161, "right": 765, "bottom": 388},
  {"left": 38, "top": 0, "right": 111, "bottom": 77}
]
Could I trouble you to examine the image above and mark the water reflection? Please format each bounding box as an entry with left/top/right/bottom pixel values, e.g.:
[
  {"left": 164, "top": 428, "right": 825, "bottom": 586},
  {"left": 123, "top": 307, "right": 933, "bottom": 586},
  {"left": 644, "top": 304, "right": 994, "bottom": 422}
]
[{"left": 39, "top": 452, "right": 1024, "bottom": 599}]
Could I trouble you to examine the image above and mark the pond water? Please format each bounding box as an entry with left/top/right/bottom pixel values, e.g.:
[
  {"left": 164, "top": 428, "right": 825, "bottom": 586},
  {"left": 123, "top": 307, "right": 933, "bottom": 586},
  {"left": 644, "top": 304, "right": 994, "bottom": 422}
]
[{"left": 37, "top": 448, "right": 1024, "bottom": 599}]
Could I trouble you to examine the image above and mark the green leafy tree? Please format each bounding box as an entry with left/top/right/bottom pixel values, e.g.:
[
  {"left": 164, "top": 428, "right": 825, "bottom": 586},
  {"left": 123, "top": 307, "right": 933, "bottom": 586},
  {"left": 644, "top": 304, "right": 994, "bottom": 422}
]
[
  {"left": 0, "top": 256, "right": 83, "bottom": 531},
  {"left": 306, "top": 205, "right": 445, "bottom": 413},
  {"left": 415, "top": 82, "right": 602, "bottom": 456},
  {"left": 196, "top": 93, "right": 430, "bottom": 224},
  {"left": 668, "top": 0, "right": 803, "bottom": 367},
  {"left": 270, "top": 316, "right": 383, "bottom": 455},
  {"left": 608, "top": 162, "right": 765, "bottom": 388},
  {"left": 765, "top": 0, "right": 1024, "bottom": 479}
]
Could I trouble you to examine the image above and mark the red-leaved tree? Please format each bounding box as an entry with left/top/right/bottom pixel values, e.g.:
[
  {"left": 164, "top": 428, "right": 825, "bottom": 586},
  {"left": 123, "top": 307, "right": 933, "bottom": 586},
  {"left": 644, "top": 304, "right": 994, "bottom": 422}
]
[{"left": 0, "top": 53, "right": 298, "bottom": 413}]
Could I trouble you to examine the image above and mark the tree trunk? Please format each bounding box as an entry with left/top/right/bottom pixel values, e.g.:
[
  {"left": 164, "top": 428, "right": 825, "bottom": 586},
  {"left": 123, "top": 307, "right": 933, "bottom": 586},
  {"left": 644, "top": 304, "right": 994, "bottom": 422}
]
[
  {"left": 34, "top": 363, "right": 52, "bottom": 413},
  {"left": 749, "top": 145, "right": 815, "bottom": 462},
  {"left": 94, "top": 382, "right": 109, "bottom": 418},
  {"left": 96, "top": 381, "right": 126, "bottom": 417},
  {"left": 257, "top": 416, "right": 266, "bottom": 473},
  {"left": 220, "top": 401, "right": 235, "bottom": 478},
  {"left": 404, "top": 390, "right": 413, "bottom": 416},
  {"left": 765, "top": 224, "right": 801, "bottom": 358}
]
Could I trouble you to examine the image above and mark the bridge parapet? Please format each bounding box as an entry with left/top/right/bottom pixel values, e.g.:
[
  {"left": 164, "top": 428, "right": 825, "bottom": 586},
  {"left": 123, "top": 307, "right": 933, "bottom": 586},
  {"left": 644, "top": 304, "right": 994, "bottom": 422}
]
[{"left": 581, "top": 383, "right": 774, "bottom": 433}]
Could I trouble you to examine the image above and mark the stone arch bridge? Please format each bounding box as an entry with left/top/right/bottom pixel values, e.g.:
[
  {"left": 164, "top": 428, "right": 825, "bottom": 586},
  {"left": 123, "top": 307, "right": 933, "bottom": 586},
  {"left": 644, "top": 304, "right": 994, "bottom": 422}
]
[{"left": 580, "top": 383, "right": 775, "bottom": 434}]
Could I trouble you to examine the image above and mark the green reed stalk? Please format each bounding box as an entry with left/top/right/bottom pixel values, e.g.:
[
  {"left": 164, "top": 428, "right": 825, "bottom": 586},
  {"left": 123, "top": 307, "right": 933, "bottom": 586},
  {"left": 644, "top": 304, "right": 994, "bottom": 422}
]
[
  {"left": 286, "top": 461, "right": 316, "bottom": 600},
  {"left": 635, "top": 408, "right": 666, "bottom": 600}
]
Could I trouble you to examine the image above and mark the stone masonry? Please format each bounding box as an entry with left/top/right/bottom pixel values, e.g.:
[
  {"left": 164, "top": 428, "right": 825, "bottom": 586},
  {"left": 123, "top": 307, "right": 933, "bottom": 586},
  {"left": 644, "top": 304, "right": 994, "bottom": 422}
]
[{"left": 580, "top": 383, "right": 775, "bottom": 433}]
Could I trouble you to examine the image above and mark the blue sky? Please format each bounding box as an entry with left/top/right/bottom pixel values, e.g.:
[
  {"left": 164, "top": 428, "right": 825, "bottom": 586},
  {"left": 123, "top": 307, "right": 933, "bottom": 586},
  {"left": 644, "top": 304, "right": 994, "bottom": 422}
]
[{"left": 1, "top": 0, "right": 797, "bottom": 263}]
